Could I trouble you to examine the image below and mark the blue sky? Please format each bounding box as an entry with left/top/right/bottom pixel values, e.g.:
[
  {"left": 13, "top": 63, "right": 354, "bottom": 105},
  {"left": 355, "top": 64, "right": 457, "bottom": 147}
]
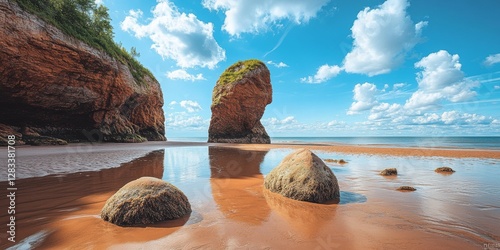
[{"left": 98, "top": 0, "right": 500, "bottom": 137}]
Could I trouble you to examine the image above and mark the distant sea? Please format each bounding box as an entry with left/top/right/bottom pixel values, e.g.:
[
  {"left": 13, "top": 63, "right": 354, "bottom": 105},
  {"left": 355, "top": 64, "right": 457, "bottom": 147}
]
[{"left": 168, "top": 136, "right": 500, "bottom": 149}]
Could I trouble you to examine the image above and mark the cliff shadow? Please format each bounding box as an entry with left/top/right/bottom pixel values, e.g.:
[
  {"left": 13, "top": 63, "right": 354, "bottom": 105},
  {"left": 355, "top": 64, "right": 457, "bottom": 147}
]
[
  {"left": 208, "top": 146, "right": 271, "bottom": 225},
  {"left": 0, "top": 150, "right": 173, "bottom": 249}
]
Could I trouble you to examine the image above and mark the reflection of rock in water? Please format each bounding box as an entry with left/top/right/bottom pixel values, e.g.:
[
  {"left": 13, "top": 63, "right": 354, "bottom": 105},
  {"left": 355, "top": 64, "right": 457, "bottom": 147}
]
[
  {"left": 0, "top": 150, "right": 166, "bottom": 249},
  {"left": 263, "top": 189, "right": 337, "bottom": 239},
  {"left": 209, "top": 147, "right": 271, "bottom": 225},
  {"left": 209, "top": 147, "right": 265, "bottom": 178},
  {"left": 90, "top": 150, "right": 165, "bottom": 189}
]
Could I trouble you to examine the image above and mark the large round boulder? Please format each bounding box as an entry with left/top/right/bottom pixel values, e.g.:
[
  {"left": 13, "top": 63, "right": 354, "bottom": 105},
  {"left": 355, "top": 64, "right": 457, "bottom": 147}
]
[
  {"left": 264, "top": 149, "right": 340, "bottom": 203},
  {"left": 208, "top": 59, "right": 272, "bottom": 143},
  {"left": 101, "top": 177, "right": 191, "bottom": 226}
]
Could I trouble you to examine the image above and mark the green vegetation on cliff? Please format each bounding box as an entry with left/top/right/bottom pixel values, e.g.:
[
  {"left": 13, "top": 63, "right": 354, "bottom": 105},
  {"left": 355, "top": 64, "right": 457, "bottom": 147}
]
[
  {"left": 217, "top": 59, "right": 265, "bottom": 86},
  {"left": 11, "top": 0, "right": 154, "bottom": 85}
]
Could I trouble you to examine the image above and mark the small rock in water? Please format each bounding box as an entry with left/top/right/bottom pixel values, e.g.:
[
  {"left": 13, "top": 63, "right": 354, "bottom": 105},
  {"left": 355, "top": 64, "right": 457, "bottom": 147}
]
[
  {"left": 323, "top": 158, "right": 338, "bottom": 163},
  {"left": 397, "top": 186, "right": 416, "bottom": 192},
  {"left": 380, "top": 168, "right": 398, "bottom": 176},
  {"left": 323, "top": 158, "right": 348, "bottom": 164},
  {"left": 435, "top": 167, "right": 455, "bottom": 173}
]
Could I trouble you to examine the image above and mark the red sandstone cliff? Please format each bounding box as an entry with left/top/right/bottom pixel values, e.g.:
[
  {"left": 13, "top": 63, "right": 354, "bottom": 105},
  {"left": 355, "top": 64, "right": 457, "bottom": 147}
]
[
  {"left": 0, "top": 0, "right": 165, "bottom": 144},
  {"left": 208, "top": 59, "right": 272, "bottom": 143}
]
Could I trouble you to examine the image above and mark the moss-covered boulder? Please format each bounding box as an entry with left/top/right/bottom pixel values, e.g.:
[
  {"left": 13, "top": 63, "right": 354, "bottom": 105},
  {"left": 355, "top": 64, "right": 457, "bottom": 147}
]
[
  {"left": 208, "top": 59, "right": 272, "bottom": 143},
  {"left": 101, "top": 177, "right": 191, "bottom": 226},
  {"left": 264, "top": 149, "right": 340, "bottom": 203}
]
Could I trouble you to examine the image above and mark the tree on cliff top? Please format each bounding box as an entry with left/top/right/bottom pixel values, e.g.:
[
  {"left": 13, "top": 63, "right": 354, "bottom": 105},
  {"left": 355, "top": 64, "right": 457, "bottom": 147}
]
[{"left": 12, "top": 0, "right": 153, "bottom": 85}]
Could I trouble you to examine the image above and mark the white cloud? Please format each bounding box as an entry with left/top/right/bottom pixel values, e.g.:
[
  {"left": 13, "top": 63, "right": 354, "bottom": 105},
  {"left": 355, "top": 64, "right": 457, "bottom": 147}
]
[
  {"left": 202, "top": 0, "right": 330, "bottom": 36},
  {"left": 404, "top": 90, "right": 443, "bottom": 110},
  {"left": 169, "top": 101, "right": 177, "bottom": 106},
  {"left": 327, "top": 120, "right": 346, "bottom": 127},
  {"left": 484, "top": 53, "right": 500, "bottom": 66},
  {"left": 343, "top": 0, "right": 426, "bottom": 76},
  {"left": 166, "top": 112, "right": 209, "bottom": 129},
  {"left": 121, "top": 0, "right": 225, "bottom": 68},
  {"left": 393, "top": 83, "right": 407, "bottom": 90},
  {"left": 441, "top": 111, "right": 491, "bottom": 125},
  {"left": 348, "top": 83, "right": 379, "bottom": 114},
  {"left": 166, "top": 69, "right": 205, "bottom": 81},
  {"left": 267, "top": 61, "right": 289, "bottom": 68},
  {"left": 368, "top": 103, "right": 402, "bottom": 121},
  {"left": 301, "top": 64, "right": 341, "bottom": 83},
  {"left": 94, "top": 0, "right": 104, "bottom": 5},
  {"left": 412, "top": 113, "right": 440, "bottom": 124},
  {"left": 262, "top": 116, "right": 296, "bottom": 125},
  {"left": 179, "top": 100, "right": 202, "bottom": 113},
  {"left": 405, "top": 50, "right": 478, "bottom": 110}
]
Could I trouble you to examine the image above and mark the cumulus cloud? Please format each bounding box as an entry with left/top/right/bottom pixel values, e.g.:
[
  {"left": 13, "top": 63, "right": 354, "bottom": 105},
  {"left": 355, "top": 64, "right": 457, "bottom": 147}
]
[
  {"left": 441, "top": 111, "right": 491, "bottom": 125},
  {"left": 121, "top": 0, "right": 225, "bottom": 68},
  {"left": 405, "top": 50, "right": 478, "bottom": 110},
  {"left": 412, "top": 113, "right": 440, "bottom": 124},
  {"left": 327, "top": 120, "right": 346, "bottom": 127},
  {"left": 343, "top": 0, "right": 426, "bottom": 76},
  {"left": 166, "top": 69, "right": 205, "bottom": 81},
  {"left": 301, "top": 64, "right": 342, "bottom": 83},
  {"left": 368, "top": 103, "right": 402, "bottom": 121},
  {"left": 267, "top": 61, "right": 289, "bottom": 68},
  {"left": 179, "top": 100, "right": 202, "bottom": 113},
  {"left": 347, "top": 83, "right": 379, "bottom": 114},
  {"left": 94, "top": 0, "right": 104, "bottom": 5},
  {"left": 202, "top": 0, "right": 330, "bottom": 36},
  {"left": 484, "top": 53, "right": 500, "bottom": 66},
  {"left": 166, "top": 112, "right": 209, "bottom": 129},
  {"left": 262, "top": 116, "right": 297, "bottom": 126}
]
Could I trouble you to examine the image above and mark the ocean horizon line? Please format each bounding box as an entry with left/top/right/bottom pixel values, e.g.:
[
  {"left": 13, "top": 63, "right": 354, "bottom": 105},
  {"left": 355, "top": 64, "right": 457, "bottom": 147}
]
[{"left": 167, "top": 136, "right": 500, "bottom": 149}]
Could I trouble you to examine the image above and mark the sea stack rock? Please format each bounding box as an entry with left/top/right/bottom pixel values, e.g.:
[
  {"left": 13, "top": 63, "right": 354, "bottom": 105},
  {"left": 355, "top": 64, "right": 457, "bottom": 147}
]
[
  {"left": 208, "top": 59, "right": 272, "bottom": 143},
  {"left": 0, "top": 0, "right": 165, "bottom": 144},
  {"left": 101, "top": 177, "right": 191, "bottom": 226},
  {"left": 264, "top": 149, "right": 340, "bottom": 203}
]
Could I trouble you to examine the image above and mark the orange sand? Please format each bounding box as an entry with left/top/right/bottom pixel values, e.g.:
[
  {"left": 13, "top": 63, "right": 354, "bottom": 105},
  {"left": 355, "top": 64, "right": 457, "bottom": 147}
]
[
  {"left": 0, "top": 142, "right": 499, "bottom": 249},
  {"left": 220, "top": 142, "right": 500, "bottom": 159}
]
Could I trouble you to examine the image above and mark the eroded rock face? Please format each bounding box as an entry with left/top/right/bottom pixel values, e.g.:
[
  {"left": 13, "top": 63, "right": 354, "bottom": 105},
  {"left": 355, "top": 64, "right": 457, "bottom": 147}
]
[
  {"left": 101, "top": 177, "right": 191, "bottom": 226},
  {"left": 208, "top": 60, "right": 272, "bottom": 144},
  {"left": 264, "top": 149, "right": 340, "bottom": 203},
  {"left": 0, "top": 0, "right": 165, "bottom": 143}
]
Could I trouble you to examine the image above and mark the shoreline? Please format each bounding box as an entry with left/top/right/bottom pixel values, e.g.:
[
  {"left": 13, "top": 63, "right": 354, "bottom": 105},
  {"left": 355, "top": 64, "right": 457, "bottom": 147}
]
[
  {"left": 1, "top": 141, "right": 498, "bottom": 181},
  {"left": 222, "top": 142, "right": 500, "bottom": 159},
  {"left": 9, "top": 140, "right": 500, "bottom": 157}
]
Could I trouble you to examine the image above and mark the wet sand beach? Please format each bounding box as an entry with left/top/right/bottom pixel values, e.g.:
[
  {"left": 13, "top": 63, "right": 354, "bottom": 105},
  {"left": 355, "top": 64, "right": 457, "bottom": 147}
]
[{"left": 1, "top": 142, "right": 499, "bottom": 249}]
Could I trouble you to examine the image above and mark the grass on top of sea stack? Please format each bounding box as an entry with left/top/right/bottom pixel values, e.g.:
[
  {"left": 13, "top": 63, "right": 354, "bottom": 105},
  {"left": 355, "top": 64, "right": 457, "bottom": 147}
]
[{"left": 217, "top": 59, "right": 265, "bottom": 86}]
